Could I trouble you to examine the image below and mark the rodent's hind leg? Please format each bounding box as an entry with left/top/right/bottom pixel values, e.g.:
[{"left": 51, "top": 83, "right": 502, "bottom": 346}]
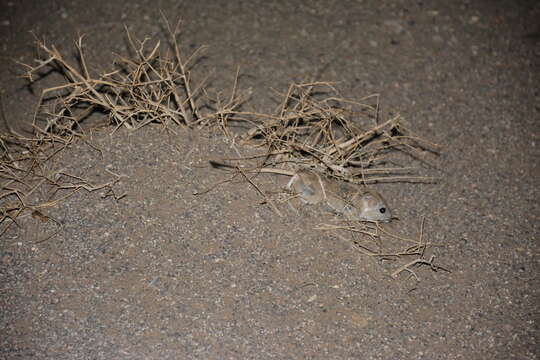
[{"left": 287, "top": 199, "right": 300, "bottom": 215}]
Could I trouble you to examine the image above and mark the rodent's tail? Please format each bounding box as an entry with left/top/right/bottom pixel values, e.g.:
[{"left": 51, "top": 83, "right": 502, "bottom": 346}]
[
  {"left": 209, "top": 160, "right": 236, "bottom": 170},
  {"left": 209, "top": 160, "right": 295, "bottom": 177}
]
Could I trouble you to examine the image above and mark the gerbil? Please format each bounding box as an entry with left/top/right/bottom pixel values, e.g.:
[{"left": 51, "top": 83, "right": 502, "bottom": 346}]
[
  {"left": 209, "top": 161, "right": 392, "bottom": 222},
  {"left": 286, "top": 169, "right": 392, "bottom": 222}
]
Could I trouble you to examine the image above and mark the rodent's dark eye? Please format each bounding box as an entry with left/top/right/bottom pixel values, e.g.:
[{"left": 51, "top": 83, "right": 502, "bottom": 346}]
[{"left": 379, "top": 207, "right": 386, "bottom": 214}]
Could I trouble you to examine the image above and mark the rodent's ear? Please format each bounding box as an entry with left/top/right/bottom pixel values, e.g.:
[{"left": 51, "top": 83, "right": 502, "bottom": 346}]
[{"left": 362, "top": 193, "right": 380, "bottom": 207}]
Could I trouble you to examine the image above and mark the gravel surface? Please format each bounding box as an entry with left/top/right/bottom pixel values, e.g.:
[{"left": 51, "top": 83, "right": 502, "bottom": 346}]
[{"left": 0, "top": 1, "right": 538, "bottom": 359}]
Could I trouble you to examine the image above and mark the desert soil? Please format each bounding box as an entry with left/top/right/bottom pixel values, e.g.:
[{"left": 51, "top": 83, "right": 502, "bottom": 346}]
[{"left": 0, "top": 0, "right": 538, "bottom": 359}]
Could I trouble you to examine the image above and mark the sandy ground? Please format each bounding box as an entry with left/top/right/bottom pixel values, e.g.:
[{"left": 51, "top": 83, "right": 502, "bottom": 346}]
[{"left": 0, "top": 0, "right": 538, "bottom": 359}]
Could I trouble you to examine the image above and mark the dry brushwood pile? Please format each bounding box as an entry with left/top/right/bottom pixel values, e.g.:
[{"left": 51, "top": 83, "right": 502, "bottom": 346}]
[
  {"left": 228, "top": 82, "right": 439, "bottom": 182},
  {"left": 1, "top": 21, "right": 444, "bottom": 278}
]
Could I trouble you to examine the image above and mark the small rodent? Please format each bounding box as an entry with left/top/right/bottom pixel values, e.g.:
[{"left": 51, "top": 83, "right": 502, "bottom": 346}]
[
  {"left": 209, "top": 161, "right": 392, "bottom": 222},
  {"left": 286, "top": 169, "right": 392, "bottom": 222}
]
